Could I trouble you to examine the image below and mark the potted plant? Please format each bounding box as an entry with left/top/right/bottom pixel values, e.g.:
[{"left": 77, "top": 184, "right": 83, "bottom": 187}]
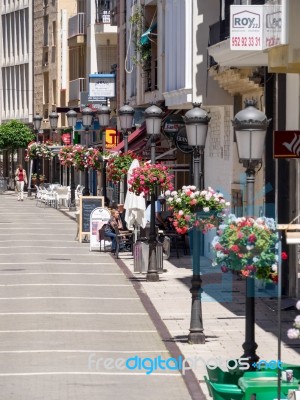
[
  {"left": 38, "top": 174, "right": 46, "bottom": 183},
  {"left": 128, "top": 163, "right": 174, "bottom": 196},
  {"left": 165, "top": 186, "right": 230, "bottom": 234},
  {"left": 211, "top": 214, "right": 279, "bottom": 283}
]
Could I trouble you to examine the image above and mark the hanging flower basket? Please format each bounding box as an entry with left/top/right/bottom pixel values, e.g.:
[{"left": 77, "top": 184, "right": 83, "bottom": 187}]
[
  {"left": 212, "top": 214, "right": 279, "bottom": 283},
  {"left": 287, "top": 300, "right": 300, "bottom": 339},
  {"left": 58, "top": 145, "right": 75, "bottom": 167},
  {"left": 85, "top": 148, "right": 102, "bottom": 171},
  {"left": 165, "top": 186, "right": 230, "bottom": 234},
  {"left": 25, "top": 142, "right": 55, "bottom": 161},
  {"left": 128, "top": 163, "right": 174, "bottom": 196},
  {"left": 107, "top": 151, "right": 141, "bottom": 183},
  {"left": 72, "top": 145, "right": 86, "bottom": 171}
]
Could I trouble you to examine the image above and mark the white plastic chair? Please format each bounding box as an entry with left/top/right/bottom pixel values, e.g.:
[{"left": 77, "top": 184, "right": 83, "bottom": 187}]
[{"left": 54, "top": 187, "right": 69, "bottom": 208}]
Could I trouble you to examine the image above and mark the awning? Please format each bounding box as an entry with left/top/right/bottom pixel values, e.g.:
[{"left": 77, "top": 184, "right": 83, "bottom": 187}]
[{"left": 140, "top": 22, "right": 157, "bottom": 46}]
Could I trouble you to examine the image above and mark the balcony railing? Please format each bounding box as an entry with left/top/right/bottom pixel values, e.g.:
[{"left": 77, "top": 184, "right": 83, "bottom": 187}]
[
  {"left": 68, "top": 13, "right": 86, "bottom": 39},
  {"left": 69, "top": 78, "right": 86, "bottom": 101}
]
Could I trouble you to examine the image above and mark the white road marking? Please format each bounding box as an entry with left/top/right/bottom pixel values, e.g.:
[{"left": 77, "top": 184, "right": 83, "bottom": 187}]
[
  {"left": 0, "top": 350, "right": 169, "bottom": 354},
  {"left": 0, "top": 273, "right": 123, "bottom": 276},
  {"left": 0, "top": 297, "right": 138, "bottom": 300},
  {"left": 0, "top": 312, "right": 147, "bottom": 315},
  {"left": 0, "top": 330, "right": 157, "bottom": 333},
  {"left": 0, "top": 283, "right": 130, "bottom": 287}
]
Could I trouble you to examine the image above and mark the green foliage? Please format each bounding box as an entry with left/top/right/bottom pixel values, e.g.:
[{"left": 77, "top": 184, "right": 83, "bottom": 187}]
[
  {"left": 129, "top": 7, "right": 152, "bottom": 67},
  {"left": 0, "top": 120, "right": 34, "bottom": 151}
]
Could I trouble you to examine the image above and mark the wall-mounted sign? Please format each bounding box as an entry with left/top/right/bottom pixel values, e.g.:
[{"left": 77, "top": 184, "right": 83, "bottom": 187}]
[
  {"left": 274, "top": 131, "right": 300, "bottom": 158},
  {"left": 230, "top": 4, "right": 286, "bottom": 51},
  {"left": 89, "top": 74, "right": 116, "bottom": 99},
  {"left": 175, "top": 127, "right": 193, "bottom": 154}
]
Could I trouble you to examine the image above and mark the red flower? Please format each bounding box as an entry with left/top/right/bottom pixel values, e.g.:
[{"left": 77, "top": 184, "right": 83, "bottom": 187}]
[
  {"left": 230, "top": 245, "right": 239, "bottom": 253},
  {"left": 281, "top": 252, "right": 288, "bottom": 260},
  {"left": 248, "top": 233, "right": 257, "bottom": 243}
]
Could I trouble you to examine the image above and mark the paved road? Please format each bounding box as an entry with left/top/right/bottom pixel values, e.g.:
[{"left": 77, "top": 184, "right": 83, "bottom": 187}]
[{"left": 0, "top": 194, "right": 196, "bottom": 400}]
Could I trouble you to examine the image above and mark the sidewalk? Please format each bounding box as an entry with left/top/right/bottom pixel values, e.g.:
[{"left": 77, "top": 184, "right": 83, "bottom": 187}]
[{"left": 55, "top": 197, "right": 300, "bottom": 398}]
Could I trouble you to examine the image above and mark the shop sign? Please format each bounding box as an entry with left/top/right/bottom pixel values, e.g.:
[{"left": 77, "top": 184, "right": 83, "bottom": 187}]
[
  {"left": 274, "top": 131, "right": 300, "bottom": 158},
  {"left": 175, "top": 127, "right": 193, "bottom": 154},
  {"left": 105, "top": 128, "right": 118, "bottom": 150}
]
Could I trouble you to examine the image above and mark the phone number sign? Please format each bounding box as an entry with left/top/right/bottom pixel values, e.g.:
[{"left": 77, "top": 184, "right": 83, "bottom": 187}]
[{"left": 230, "top": 5, "right": 263, "bottom": 50}]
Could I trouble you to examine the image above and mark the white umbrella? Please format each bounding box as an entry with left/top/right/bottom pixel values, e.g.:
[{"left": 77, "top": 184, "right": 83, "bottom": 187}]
[{"left": 124, "top": 159, "right": 147, "bottom": 230}]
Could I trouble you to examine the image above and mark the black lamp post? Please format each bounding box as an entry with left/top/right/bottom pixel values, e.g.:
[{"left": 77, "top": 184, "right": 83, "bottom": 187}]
[
  {"left": 118, "top": 102, "right": 135, "bottom": 200},
  {"left": 66, "top": 109, "right": 78, "bottom": 210},
  {"left": 183, "top": 103, "right": 210, "bottom": 344},
  {"left": 144, "top": 103, "right": 163, "bottom": 282},
  {"left": 81, "top": 106, "right": 94, "bottom": 196},
  {"left": 49, "top": 111, "right": 60, "bottom": 184},
  {"left": 232, "top": 99, "right": 270, "bottom": 365},
  {"left": 27, "top": 113, "right": 43, "bottom": 197},
  {"left": 97, "top": 105, "right": 111, "bottom": 200}
]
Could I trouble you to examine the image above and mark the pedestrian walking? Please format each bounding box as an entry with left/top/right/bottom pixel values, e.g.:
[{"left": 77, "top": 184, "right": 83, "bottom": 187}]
[{"left": 15, "top": 164, "right": 27, "bottom": 201}]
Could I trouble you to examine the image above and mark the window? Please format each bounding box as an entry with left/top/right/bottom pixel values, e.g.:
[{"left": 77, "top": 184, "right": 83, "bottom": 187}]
[
  {"left": 43, "top": 16, "right": 49, "bottom": 46},
  {"left": 52, "top": 21, "right": 56, "bottom": 46}
]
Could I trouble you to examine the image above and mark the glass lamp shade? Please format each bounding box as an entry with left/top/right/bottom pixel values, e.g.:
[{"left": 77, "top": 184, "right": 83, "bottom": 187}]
[
  {"left": 145, "top": 104, "right": 163, "bottom": 135},
  {"left": 66, "top": 109, "right": 77, "bottom": 127},
  {"left": 33, "top": 113, "right": 43, "bottom": 131},
  {"left": 232, "top": 99, "right": 270, "bottom": 164},
  {"left": 183, "top": 104, "right": 210, "bottom": 147},
  {"left": 82, "top": 107, "right": 93, "bottom": 128},
  {"left": 118, "top": 103, "right": 134, "bottom": 130},
  {"left": 235, "top": 129, "right": 267, "bottom": 162},
  {"left": 49, "top": 111, "right": 59, "bottom": 130},
  {"left": 97, "top": 105, "right": 111, "bottom": 127},
  {"left": 186, "top": 123, "right": 208, "bottom": 147}
]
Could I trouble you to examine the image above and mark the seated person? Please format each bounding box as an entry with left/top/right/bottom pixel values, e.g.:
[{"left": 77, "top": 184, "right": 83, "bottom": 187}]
[
  {"left": 145, "top": 195, "right": 167, "bottom": 230},
  {"left": 104, "top": 210, "right": 130, "bottom": 253},
  {"left": 117, "top": 203, "right": 128, "bottom": 230}
]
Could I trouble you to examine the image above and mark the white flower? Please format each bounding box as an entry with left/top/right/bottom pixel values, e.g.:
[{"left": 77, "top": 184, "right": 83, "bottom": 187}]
[
  {"left": 287, "top": 328, "right": 300, "bottom": 339},
  {"left": 190, "top": 185, "right": 196, "bottom": 191},
  {"left": 171, "top": 191, "right": 177, "bottom": 196},
  {"left": 165, "top": 190, "right": 171, "bottom": 196},
  {"left": 176, "top": 198, "right": 181, "bottom": 203},
  {"left": 194, "top": 191, "right": 200, "bottom": 196},
  {"left": 190, "top": 193, "right": 195, "bottom": 199},
  {"left": 203, "top": 207, "right": 210, "bottom": 212},
  {"left": 225, "top": 202, "right": 230, "bottom": 206},
  {"left": 271, "top": 265, "right": 277, "bottom": 272},
  {"left": 200, "top": 190, "right": 207, "bottom": 196},
  {"left": 167, "top": 197, "right": 173, "bottom": 203}
]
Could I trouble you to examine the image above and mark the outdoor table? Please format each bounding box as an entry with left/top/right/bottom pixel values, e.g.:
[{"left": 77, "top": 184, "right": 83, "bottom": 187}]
[{"left": 238, "top": 375, "right": 299, "bottom": 400}]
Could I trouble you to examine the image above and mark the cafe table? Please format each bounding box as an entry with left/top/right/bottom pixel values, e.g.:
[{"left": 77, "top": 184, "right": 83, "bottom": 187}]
[{"left": 238, "top": 374, "right": 299, "bottom": 400}]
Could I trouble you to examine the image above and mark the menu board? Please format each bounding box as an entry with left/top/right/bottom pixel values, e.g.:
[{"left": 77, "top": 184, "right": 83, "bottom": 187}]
[{"left": 79, "top": 196, "right": 104, "bottom": 242}]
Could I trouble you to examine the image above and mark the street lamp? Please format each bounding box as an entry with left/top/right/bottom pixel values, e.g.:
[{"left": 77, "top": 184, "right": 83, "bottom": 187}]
[
  {"left": 232, "top": 98, "right": 270, "bottom": 365},
  {"left": 33, "top": 113, "right": 43, "bottom": 141},
  {"left": 183, "top": 103, "right": 210, "bottom": 344},
  {"left": 49, "top": 111, "right": 60, "bottom": 183},
  {"left": 66, "top": 109, "right": 78, "bottom": 210},
  {"left": 118, "top": 102, "right": 134, "bottom": 153},
  {"left": 144, "top": 103, "right": 163, "bottom": 282},
  {"left": 81, "top": 106, "right": 94, "bottom": 196},
  {"left": 27, "top": 113, "right": 43, "bottom": 197},
  {"left": 97, "top": 105, "right": 111, "bottom": 200},
  {"left": 118, "top": 102, "right": 134, "bottom": 201}
]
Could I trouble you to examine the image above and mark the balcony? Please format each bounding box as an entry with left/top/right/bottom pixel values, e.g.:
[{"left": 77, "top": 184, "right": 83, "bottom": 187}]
[
  {"left": 68, "top": 13, "right": 86, "bottom": 45},
  {"left": 69, "top": 78, "right": 86, "bottom": 102}
]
